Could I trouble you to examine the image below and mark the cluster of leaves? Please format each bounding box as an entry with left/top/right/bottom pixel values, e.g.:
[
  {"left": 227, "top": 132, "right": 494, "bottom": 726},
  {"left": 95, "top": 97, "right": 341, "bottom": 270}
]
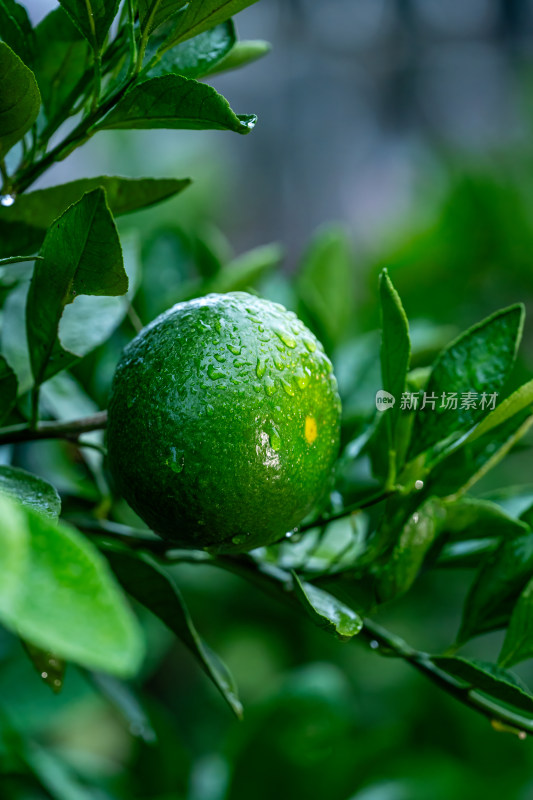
[{"left": 1, "top": 1, "right": 533, "bottom": 794}]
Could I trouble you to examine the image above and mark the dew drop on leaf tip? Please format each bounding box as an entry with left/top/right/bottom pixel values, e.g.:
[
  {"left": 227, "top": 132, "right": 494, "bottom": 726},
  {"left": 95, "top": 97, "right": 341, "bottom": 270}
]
[{"left": 0, "top": 195, "right": 15, "bottom": 207}]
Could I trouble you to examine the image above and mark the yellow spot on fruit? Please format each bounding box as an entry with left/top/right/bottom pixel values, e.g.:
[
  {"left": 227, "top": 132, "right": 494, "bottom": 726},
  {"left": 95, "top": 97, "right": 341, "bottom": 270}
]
[{"left": 305, "top": 416, "right": 317, "bottom": 444}]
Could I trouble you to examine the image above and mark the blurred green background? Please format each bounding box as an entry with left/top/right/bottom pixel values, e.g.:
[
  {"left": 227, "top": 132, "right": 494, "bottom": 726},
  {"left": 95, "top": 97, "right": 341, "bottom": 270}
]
[{"left": 4, "top": 1, "right": 533, "bottom": 798}]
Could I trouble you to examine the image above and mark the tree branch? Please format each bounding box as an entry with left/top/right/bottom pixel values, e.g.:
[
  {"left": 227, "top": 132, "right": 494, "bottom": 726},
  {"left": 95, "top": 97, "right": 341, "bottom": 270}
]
[{"left": 0, "top": 411, "right": 108, "bottom": 446}]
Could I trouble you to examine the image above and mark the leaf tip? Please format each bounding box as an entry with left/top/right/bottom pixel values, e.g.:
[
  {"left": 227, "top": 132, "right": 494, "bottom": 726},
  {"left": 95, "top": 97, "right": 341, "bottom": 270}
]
[{"left": 238, "top": 114, "right": 257, "bottom": 133}]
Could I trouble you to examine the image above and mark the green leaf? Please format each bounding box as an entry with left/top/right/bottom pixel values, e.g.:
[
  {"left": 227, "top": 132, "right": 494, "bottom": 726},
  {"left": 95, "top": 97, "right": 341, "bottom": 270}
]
[
  {"left": 379, "top": 268, "right": 411, "bottom": 465},
  {"left": 58, "top": 0, "right": 120, "bottom": 51},
  {"left": 1, "top": 271, "right": 32, "bottom": 392},
  {"left": 20, "top": 738, "right": 110, "bottom": 800},
  {"left": 0, "top": 494, "right": 144, "bottom": 676},
  {"left": 458, "top": 534, "right": 533, "bottom": 644},
  {"left": 98, "top": 74, "right": 256, "bottom": 134},
  {"left": 429, "top": 409, "right": 533, "bottom": 499},
  {"left": 0, "top": 0, "right": 35, "bottom": 67},
  {"left": 0, "top": 175, "right": 190, "bottom": 258},
  {"left": 146, "top": 21, "right": 235, "bottom": 79},
  {"left": 105, "top": 548, "right": 243, "bottom": 718},
  {"left": 139, "top": 0, "right": 188, "bottom": 35},
  {"left": 202, "top": 243, "right": 282, "bottom": 294},
  {"left": 375, "top": 498, "right": 443, "bottom": 603},
  {"left": 2, "top": 236, "right": 138, "bottom": 395},
  {"left": 52, "top": 232, "right": 140, "bottom": 364},
  {"left": 292, "top": 571, "right": 363, "bottom": 641},
  {"left": 0, "top": 494, "right": 28, "bottom": 615},
  {"left": 500, "top": 577, "right": 533, "bottom": 668},
  {"left": 432, "top": 656, "right": 533, "bottom": 716},
  {"left": 26, "top": 188, "right": 126, "bottom": 385},
  {"left": 22, "top": 641, "right": 65, "bottom": 694},
  {"left": 176, "top": 242, "right": 282, "bottom": 301},
  {"left": 436, "top": 539, "right": 498, "bottom": 569},
  {"left": 441, "top": 496, "right": 528, "bottom": 541},
  {"left": 161, "top": 0, "right": 260, "bottom": 49},
  {"left": 408, "top": 304, "right": 524, "bottom": 459},
  {"left": 88, "top": 672, "right": 156, "bottom": 743},
  {"left": 0, "top": 42, "right": 40, "bottom": 158},
  {"left": 297, "top": 225, "right": 354, "bottom": 348},
  {"left": 204, "top": 39, "right": 271, "bottom": 76},
  {"left": 0, "top": 465, "right": 61, "bottom": 520},
  {"left": 467, "top": 379, "right": 533, "bottom": 444},
  {"left": 483, "top": 485, "right": 533, "bottom": 520},
  {"left": 33, "top": 8, "right": 91, "bottom": 124},
  {"left": 0, "top": 354, "right": 17, "bottom": 424}
]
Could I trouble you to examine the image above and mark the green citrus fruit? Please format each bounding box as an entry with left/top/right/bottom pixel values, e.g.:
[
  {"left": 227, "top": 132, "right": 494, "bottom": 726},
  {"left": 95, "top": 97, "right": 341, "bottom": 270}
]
[{"left": 106, "top": 292, "right": 341, "bottom": 552}]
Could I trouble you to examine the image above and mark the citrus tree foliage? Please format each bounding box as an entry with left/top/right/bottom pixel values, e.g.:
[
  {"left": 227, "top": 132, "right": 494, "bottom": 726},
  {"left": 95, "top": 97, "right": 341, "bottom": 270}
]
[{"left": 1, "top": 1, "right": 533, "bottom": 795}]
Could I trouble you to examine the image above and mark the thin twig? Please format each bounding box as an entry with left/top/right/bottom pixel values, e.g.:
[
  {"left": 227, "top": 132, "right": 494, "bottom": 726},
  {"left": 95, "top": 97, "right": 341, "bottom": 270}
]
[
  {"left": 298, "top": 489, "right": 394, "bottom": 534},
  {"left": 0, "top": 256, "right": 43, "bottom": 267}
]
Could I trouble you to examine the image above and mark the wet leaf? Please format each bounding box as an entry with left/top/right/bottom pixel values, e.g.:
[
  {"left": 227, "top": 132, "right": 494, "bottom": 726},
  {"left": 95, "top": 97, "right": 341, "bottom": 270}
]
[
  {"left": 26, "top": 188, "right": 125, "bottom": 385},
  {"left": 0, "top": 466, "right": 61, "bottom": 520},
  {"left": 292, "top": 571, "right": 363, "bottom": 641},
  {"left": 408, "top": 305, "right": 524, "bottom": 459},
  {"left": 0, "top": 494, "right": 144, "bottom": 676},
  {"left": 98, "top": 74, "right": 256, "bottom": 134},
  {"left": 106, "top": 548, "right": 243, "bottom": 718}
]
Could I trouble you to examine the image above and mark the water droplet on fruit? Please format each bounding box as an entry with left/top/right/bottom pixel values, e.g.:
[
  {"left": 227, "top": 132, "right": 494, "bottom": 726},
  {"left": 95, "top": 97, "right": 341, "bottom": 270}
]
[
  {"left": 273, "top": 357, "right": 285, "bottom": 371},
  {"left": 206, "top": 404, "right": 214, "bottom": 416},
  {"left": 208, "top": 364, "right": 225, "bottom": 380},
  {"left": 274, "top": 328, "right": 296, "bottom": 348},
  {"left": 281, "top": 378, "right": 295, "bottom": 397},
  {"left": 253, "top": 383, "right": 262, "bottom": 393},
  {"left": 264, "top": 376, "right": 276, "bottom": 396},
  {"left": 0, "top": 194, "right": 15, "bottom": 207},
  {"left": 295, "top": 368, "right": 309, "bottom": 389},
  {"left": 303, "top": 337, "right": 317, "bottom": 353},
  {"left": 227, "top": 344, "right": 241, "bottom": 355},
  {"left": 214, "top": 352, "right": 226, "bottom": 363},
  {"left": 256, "top": 357, "right": 266, "bottom": 378}
]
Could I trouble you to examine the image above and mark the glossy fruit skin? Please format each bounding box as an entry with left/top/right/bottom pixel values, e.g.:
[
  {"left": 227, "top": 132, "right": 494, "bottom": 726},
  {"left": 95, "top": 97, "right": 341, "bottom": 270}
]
[{"left": 106, "top": 292, "right": 341, "bottom": 552}]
